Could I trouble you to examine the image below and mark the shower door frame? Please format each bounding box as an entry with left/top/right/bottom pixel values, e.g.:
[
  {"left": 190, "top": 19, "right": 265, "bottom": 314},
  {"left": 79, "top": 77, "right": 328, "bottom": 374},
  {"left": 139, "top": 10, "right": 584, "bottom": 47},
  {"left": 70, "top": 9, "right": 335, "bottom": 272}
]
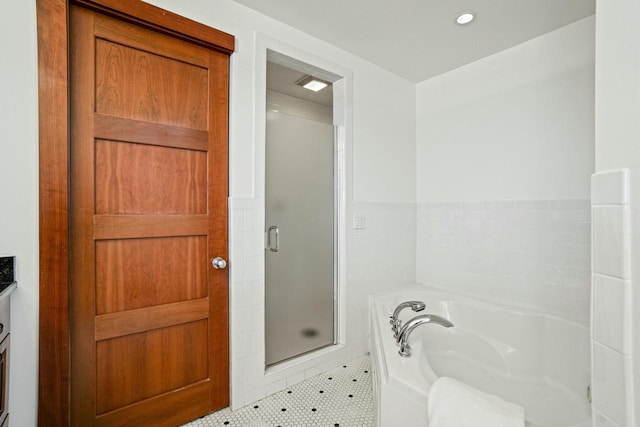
[
  {"left": 259, "top": 50, "right": 349, "bottom": 368},
  {"left": 247, "top": 35, "right": 352, "bottom": 391}
]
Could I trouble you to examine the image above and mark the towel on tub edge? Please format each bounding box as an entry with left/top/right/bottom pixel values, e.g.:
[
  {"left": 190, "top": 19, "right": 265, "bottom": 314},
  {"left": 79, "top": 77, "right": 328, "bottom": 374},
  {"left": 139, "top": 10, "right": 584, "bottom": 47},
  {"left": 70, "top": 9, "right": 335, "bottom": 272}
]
[{"left": 428, "top": 376, "right": 525, "bottom": 427}]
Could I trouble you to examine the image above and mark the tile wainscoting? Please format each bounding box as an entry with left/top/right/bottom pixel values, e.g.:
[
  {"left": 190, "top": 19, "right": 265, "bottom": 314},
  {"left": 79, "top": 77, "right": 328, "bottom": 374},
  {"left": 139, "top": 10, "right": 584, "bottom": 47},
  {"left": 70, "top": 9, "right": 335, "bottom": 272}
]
[{"left": 417, "top": 199, "right": 591, "bottom": 325}]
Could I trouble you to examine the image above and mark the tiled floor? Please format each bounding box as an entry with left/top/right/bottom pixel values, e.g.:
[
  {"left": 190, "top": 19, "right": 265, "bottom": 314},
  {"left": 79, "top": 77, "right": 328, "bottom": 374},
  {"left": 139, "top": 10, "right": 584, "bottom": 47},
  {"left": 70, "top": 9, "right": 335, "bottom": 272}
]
[{"left": 183, "top": 356, "right": 376, "bottom": 427}]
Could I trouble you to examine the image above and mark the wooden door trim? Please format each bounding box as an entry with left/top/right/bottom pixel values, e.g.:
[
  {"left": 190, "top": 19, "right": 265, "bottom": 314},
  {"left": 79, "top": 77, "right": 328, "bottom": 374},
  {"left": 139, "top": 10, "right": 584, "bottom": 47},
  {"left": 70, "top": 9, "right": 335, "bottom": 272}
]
[
  {"left": 37, "top": 1, "right": 70, "bottom": 425},
  {"left": 73, "top": 0, "right": 234, "bottom": 54},
  {"left": 36, "top": 1, "right": 234, "bottom": 425}
]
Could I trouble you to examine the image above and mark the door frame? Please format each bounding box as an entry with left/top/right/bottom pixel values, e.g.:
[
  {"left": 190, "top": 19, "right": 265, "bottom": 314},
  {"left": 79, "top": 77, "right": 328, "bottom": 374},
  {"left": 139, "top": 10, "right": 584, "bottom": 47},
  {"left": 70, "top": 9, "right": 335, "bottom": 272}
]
[
  {"left": 36, "top": 1, "right": 234, "bottom": 425},
  {"left": 240, "top": 34, "right": 353, "bottom": 403}
]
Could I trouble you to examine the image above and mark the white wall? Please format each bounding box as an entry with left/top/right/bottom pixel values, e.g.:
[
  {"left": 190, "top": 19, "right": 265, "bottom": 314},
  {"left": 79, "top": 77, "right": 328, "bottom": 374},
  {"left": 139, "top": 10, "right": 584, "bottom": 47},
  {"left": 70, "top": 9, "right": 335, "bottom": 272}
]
[
  {"left": 0, "top": 1, "right": 39, "bottom": 426},
  {"left": 593, "top": 0, "right": 640, "bottom": 424},
  {"left": 415, "top": 18, "right": 595, "bottom": 323},
  {"left": 417, "top": 16, "right": 594, "bottom": 203}
]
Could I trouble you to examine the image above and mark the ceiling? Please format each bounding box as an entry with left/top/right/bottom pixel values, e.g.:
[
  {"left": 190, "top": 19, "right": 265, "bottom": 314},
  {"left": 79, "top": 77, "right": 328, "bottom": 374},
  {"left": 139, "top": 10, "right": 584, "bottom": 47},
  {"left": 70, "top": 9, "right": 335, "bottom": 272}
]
[{"left": 232, "top": 0, "right": 595, "bottom": 83}]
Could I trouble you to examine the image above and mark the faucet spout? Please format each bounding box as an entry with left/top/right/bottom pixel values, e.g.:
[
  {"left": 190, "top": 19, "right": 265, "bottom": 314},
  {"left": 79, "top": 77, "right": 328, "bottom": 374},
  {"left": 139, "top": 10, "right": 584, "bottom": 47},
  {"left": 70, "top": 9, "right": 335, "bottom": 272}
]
[
  {"left": 389, "top": 301, "right": 426, "bottom": 339},
  {"left": 396, "top": 314, "right": 454, "bottom": 357}
]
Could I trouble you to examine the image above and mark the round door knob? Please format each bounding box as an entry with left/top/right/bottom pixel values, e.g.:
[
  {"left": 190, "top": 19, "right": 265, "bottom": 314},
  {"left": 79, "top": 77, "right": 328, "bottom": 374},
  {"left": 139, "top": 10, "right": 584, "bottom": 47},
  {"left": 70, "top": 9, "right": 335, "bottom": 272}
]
[{"left": 211, "top": 257, "right": 227, "bottom": 269}]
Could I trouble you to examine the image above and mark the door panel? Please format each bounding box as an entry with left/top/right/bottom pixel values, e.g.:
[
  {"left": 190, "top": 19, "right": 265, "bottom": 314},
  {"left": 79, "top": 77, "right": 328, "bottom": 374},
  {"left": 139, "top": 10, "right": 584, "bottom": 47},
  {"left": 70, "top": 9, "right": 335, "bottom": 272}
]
[
  {"left": 96, "top": 320, "right": 209, "bottom": 414},
  {"left": 95, "top": 139, "right": 208, "bottom": 214},
  {"left": 95, "top": 237, "right": 207, "bottom": 314},
  {"left": 70, "top": 5, "right": 229, "bottom": 426},
  {"left": 94, "top": 38, "right": 209, "bottom": 130}
]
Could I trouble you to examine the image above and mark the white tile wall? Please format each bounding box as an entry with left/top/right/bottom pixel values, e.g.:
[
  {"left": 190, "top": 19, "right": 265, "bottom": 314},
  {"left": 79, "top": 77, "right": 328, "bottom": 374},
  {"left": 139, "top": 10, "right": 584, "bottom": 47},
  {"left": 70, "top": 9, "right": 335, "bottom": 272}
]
[
  {"left": 592, "top": 274, "right": 630, "bottom": 354},
  {"left": 593, "top": 342, "right": 628, "bottom": 426},
  {"left": 349, "top": 202, "right": 417, "bottom": 292},
  {"left": 591, "top": 169, "right": 633, "bottom": 427},
  {"left": 591, "top": 169, "right": 629, "bottom": 206},
  {"left": 228, "top": 198, "right": 416, "bottom": 409},
  {"left": 416, "top": 199, "right": 591, "bottom": 324},
  {"left": 593, "top": 206, "right": 631, "bottom": 279},
  {"left": 595, "top": 411, "right": 622, "bottom": 427},
  {"left": 266, "top": 90, "right": 333, "bottom": 124}
]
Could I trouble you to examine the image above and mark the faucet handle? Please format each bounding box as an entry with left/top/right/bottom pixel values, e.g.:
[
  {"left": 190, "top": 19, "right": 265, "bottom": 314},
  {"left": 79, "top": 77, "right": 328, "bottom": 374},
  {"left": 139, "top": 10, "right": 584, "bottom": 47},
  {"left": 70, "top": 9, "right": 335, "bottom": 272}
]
[
  {"left": 390, "top": 301, "right": 426, "bottom": 338},
  {"left": 391, "top": 301, "right": 426, "bottom": 321}
]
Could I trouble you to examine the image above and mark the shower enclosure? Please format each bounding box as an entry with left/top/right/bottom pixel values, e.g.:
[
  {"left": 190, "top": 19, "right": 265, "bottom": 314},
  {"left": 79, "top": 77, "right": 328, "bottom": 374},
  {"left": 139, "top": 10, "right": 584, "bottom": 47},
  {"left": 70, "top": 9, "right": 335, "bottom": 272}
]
[{"left": 264, "top": 60, "right": 336, "bottom": 365}]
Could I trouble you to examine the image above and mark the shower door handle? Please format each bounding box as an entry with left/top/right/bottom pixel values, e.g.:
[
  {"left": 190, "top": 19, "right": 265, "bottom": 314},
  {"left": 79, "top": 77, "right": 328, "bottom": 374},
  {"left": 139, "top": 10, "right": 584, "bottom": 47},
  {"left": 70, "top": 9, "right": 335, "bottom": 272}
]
[{"left": 267, "top": 225, "right": 280, "bottom": 252}]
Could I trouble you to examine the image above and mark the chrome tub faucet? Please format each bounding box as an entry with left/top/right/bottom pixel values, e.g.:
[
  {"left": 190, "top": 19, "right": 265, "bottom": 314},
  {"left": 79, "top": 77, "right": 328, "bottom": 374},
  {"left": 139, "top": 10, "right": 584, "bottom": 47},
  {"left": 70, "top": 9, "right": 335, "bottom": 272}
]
[
  {"left": 396, "top": 314, "right": 454, "bottom": 357},
  {"left": 390, "top": 301, "right": 426, "bottom": 339}
]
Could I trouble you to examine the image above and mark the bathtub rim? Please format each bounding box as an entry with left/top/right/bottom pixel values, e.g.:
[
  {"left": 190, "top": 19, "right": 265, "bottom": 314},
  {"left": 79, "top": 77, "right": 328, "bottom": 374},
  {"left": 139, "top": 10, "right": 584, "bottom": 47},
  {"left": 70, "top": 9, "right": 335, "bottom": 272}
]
[{"left": 372, "top": 283, "right": 589, "bottom": 330}]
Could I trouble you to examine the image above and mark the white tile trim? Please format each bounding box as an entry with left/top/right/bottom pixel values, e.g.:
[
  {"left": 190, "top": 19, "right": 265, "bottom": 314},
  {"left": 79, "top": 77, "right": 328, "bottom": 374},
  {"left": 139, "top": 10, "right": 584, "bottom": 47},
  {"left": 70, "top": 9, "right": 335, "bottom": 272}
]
[
  {"left": 591, "top": 167, "right": 634, "bottom": 427},
  {"left": 591, "top": 169, "right": 629, "bottom": 206}
]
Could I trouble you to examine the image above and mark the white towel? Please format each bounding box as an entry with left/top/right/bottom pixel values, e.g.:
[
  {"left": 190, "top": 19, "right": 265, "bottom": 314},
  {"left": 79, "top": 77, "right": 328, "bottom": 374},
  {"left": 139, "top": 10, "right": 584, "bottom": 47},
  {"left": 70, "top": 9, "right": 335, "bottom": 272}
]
[{"left": 428, "top": 377, "right": 525, "bottom": 427}]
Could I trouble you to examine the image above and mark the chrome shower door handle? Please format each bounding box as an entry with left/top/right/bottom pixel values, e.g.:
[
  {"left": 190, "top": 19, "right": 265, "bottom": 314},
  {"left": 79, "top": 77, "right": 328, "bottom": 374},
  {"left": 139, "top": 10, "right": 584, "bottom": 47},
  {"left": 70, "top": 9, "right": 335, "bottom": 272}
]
[{"left": 267, "top": 225, "right": 280, "bottom": 252}]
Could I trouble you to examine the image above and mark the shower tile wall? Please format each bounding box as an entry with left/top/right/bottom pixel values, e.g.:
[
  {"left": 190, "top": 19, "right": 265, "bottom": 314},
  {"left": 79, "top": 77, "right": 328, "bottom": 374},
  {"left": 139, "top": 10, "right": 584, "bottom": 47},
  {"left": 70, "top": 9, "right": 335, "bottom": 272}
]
[
  {"left": 267, "top": 90, "right": 332, "bottom": 124},
  {"left": 417, "top": 199, "right": 591, "bottom": 324},
  {"left": 228, "top": 198, "right": 416, "bottom": 409}
]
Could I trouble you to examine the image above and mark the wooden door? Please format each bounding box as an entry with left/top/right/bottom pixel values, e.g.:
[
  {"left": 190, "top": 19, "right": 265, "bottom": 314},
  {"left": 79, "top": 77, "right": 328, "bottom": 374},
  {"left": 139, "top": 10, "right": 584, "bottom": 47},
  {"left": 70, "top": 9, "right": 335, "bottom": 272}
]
[{"left": 69, "top": 5, "right": 229, "bottom": 426}]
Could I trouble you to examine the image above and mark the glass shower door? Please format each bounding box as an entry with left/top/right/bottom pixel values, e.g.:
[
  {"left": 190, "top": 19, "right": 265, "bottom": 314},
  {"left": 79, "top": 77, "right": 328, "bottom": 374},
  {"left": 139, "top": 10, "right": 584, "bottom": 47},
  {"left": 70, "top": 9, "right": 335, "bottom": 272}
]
[{"left": 265, "top": 111, "right": 336, "bottom": 366}]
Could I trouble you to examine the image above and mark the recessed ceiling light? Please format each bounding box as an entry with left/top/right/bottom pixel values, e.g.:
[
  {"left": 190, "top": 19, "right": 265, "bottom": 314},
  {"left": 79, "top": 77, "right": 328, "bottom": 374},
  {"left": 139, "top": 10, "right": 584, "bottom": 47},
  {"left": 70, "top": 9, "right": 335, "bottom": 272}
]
[
  {"left": 295, "top": 75, "right": 330, "bottom": 92},
  {"left": 456, "top": 13, "right": 475, "bottom": 25}
]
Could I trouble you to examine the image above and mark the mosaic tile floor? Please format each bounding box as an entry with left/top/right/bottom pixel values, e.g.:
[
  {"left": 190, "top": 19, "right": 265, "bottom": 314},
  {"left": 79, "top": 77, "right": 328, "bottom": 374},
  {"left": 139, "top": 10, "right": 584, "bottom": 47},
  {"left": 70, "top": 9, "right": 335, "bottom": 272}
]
[{"left": 183, "top": 356, "right": 376, "bottom": 427}]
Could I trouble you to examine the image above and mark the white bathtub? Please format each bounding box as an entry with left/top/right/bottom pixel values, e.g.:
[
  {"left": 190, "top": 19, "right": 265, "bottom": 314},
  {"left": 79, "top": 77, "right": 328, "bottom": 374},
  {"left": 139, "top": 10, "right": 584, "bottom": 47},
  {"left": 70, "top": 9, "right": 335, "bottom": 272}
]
[{"left": 369, "top": 285, "right": 592, "bottom": 427}]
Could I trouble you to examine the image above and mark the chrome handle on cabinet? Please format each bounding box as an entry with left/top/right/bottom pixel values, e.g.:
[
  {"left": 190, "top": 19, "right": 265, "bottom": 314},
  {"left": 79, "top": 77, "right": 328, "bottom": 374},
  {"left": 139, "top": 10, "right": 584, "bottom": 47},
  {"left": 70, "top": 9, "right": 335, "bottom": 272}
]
[
  {"left": 211, "top": 257, "right": 227, "bottom": 269},
  {"left": 267, "top": 225, "right": 279, "bottom": 252}
]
